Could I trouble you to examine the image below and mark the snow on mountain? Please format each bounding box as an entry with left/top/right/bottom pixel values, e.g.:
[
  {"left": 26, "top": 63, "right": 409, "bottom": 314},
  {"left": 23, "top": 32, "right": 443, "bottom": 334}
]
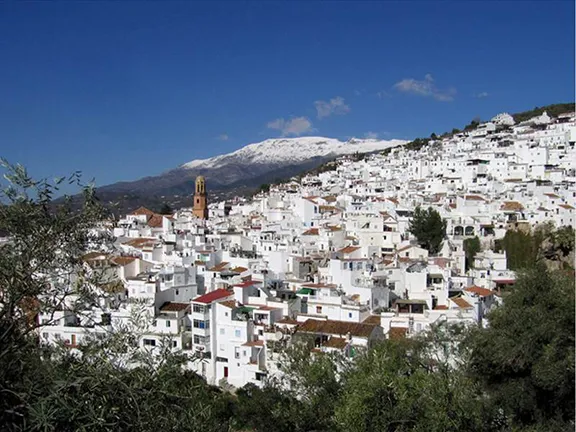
[{"left": 181, "top": 137, "right": 407, "bottom": 170}]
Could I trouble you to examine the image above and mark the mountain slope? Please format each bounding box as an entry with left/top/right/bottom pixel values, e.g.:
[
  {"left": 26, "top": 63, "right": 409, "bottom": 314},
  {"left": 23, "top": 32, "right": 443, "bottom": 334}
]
[{"left": 94, "top": 137, "right": 406, "bottom": 209}]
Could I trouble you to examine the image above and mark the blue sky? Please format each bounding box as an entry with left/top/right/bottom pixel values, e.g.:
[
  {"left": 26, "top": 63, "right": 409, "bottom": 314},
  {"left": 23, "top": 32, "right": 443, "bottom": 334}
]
[{"left": 0, "top": 1, "right": 574, "bottom": 187}]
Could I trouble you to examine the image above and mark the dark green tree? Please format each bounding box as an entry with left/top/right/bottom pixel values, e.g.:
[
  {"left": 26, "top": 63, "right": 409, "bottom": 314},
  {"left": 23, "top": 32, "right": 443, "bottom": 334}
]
[
  {"left": 159, "top": 202, "right": 172, "bottom": 214},
  {"left": 463, "top": 236, "right": 481, "bottom": 271},
  {"left": 408, "top": 207, "right": 447, "bottom": 255},
  {"left": 466, "top": 266, "right": 575, "bottom": 429}
]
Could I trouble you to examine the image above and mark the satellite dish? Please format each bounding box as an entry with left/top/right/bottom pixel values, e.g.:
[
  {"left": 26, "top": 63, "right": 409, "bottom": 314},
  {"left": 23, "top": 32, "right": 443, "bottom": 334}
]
[{"left": 275, "top": 331, "right": 283, "bottom": 340}]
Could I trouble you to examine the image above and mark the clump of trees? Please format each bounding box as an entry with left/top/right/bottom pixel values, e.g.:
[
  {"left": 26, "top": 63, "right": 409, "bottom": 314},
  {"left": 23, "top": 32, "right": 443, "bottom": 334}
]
[
  {"left": 408, "top": 206, "right": 447, "bottom": 255},
  {"left": 495, "top": 223, "right": 574, "bottom": 270},
  {"left": 463, "top": 236, "right": 482, "bottom": 271},
  {"left": 512, "top": 102, "right": 574, "bottom": 123}
]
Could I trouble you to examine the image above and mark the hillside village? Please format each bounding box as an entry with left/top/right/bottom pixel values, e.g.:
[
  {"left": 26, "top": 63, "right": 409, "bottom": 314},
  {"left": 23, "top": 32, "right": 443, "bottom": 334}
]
[{"left": 36, "top": 109, "right": 576, "bottom": 389}]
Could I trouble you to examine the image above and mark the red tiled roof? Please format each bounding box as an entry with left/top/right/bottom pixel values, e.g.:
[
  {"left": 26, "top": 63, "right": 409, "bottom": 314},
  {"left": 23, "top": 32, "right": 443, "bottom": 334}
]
[
  {"left": 450, "top": 297, "right": 472, "bottom": 309},
  {"left": 231, "top": 266, "right": 248, "bottom": 273},
  {"left": 465, "top": 286, "right": 494, "bottom": 297},
  {"left": 111, "top": 256, "right": 137, "bottom": 266},
  {"left": 302, "top": 228, "right": 319, "bottom": 236},
  {"left": 147, "top": 214, "right": 165, "bottom": 228},
  {"left": 559, "top": 204, "right": 575, "bottom": 210},
  {"left": 339, "top": 246, "right": 360, "bottom": 254},
  {"left": 465, "top": 195, "right": 486, "bottom": 201},
  {"left": 207, "top": 262, "right": 230, "bottom": 272},
  {"left": 131, "top": 206, "right": 156, "bottom": 217},
  {"left": 388, "top": 327, "right": 408, "bottom": 340},
  {"left": 192, "top": 289, "right": 233, "bottom": 304},
  {"left": 324, "top": 337, "right": 348, "bottom": 349},
  {"left": 160, "top": 302, "right": 190, "bottom": 312},
  {"left": 123, "top": 238, "right": 157, "bottom": 248},
  {"left": 493, "top": 279, "right": 515, "bottom": 285},
  {"left": 242, "top": 340, "right": 264, "bottom": 347},
  {"left": 297, "top": 319, "right": 377, "bottom": 338},
  {"left": 500, "top": 201, "right": 524, "bottom": 211}
]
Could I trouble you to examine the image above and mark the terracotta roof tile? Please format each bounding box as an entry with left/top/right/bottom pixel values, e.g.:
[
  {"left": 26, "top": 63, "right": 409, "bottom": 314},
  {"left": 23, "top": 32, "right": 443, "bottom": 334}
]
[
  {"left": 324, "top": 337, "right": 348, "bottom": 349},
  {"left": 303, "top": 228, "right": 319, "bottom": 236},
  {"left": 160, "top": 302, "right": 190, "bottom": 312},
  {"left": 464, "top": 285, "right": 494, "bottom": 297},
  {"left": 500, "top": 201, "right": 524, "bottom": 211},
  {"left": 193, "top": 289, "right": 233, "bottom": 304},
  {"left": 465, "top": 195, "right": 486, "bottom": 201},
  {"left": 131, "top": 206, "right": 156, "bottom": 217},
  {"left": 297, "top": 319, "right": 377, "bottom": 338},
  {"left": 450, "top": 297, "right": 472, "bottom": 309},
  {"left": 147, "top": 214, "right": 165, "bottom": 228},
  {"left": 339, "top": 246, "right": 360, "bottom": 254},
  {"left": 388, "top": 327, "right": 408, "bottom": 340},
  {"left": 242, "top": 340, "right": 264, "bottom": 347}
]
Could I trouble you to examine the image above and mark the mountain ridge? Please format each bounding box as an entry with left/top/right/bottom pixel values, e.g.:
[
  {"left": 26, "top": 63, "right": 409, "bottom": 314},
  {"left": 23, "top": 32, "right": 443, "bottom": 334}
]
[{"left": 88, "top": 136, "right": 407, "bottom": 213}]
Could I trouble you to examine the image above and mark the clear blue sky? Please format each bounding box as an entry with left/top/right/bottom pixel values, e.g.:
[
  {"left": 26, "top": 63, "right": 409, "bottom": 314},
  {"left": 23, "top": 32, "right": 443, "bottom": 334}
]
[{"left": 0, "top": 1, "right": 573, "bottom": 187}]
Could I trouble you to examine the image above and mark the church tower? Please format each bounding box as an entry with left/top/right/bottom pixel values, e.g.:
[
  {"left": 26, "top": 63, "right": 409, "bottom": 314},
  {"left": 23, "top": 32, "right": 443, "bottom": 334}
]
[{"left": 193, "top": 176, "right": 209, "bottom": 220}]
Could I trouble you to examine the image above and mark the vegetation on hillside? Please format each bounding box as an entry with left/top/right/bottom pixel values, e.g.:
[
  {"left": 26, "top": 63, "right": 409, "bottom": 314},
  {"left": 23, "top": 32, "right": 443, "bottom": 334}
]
[
  {"left": 494, "top": 223, "right": 574, "bottom": 271},
  {"left": 1, "top": 163, "right": 575, "bottom": 431},
  {"left": 512, "top": 102, "right": 574, "bottom": 123},
  {"left": 408, "top": 206, "right": 447, "bottom": 255},
  {"left": 463, "top": 235, "right": 481, "bottom": 271}
]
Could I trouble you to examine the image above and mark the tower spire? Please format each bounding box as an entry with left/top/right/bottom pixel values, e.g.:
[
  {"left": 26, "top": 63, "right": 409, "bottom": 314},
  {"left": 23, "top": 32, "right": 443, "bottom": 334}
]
[{"left": 193, "top": 176, "right": 208, "bottom": 219}]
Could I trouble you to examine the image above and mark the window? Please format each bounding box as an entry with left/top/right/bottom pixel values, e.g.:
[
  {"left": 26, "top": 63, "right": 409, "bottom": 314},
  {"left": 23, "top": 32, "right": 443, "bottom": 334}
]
[
  {"left": 220, "top": 328, "right": 225, "bottom": 335},
  {"left": 235, "top": 329, "right": 241, "bottom": 338},
  {"left": 42, "top": 332, "right": 49, "bottom": 340},
  {"left": 193, "top": 304, "right": 206, "bottom": 313},
  {"left": 143, "top": 339, "right": 156, "bottom": 347},
  {"left": 316, "top": 306, "right": 323, "bottom": 314},
  {"left": 348, "top": 312, "right": 352, "bottom": 318},
  {"left": 193, "top": 335, "right": 207, "bottom": 345},
  {"left": 172, "top": 341, "right": 177, "bottom": 348},
  {"left": 194, "top": 320, "right": 209, "bottom": 329},
  {"left": 166, "top": 320, "right": 171, "bottom": 327}
]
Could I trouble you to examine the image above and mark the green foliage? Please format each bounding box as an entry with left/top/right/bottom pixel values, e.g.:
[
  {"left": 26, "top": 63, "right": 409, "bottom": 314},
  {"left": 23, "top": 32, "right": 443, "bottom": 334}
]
[
  {"left": 334, "top": 334, "right": 494, "bottom": 432},
  {"left": 404, "top": 138, "right": 430, "bottom": 152},
  {"left": 497, "top": 224, "right": 574, "bottom": 270},
  {"left": 408, "top": 206, "right": 447, "bottom": 255},
  {"left": 0, "top": 161, "right": 234, "bottom": 432},
  {"left": 512, "top": 103, "right": 574, "bottom": 123},
  {"left": 466, "top": 266, "right": 575, "bottom": 428},
  {"left": 159, "top": 202, "right": 173, "bottom": 214},
  {"left": 258, "top": 183, "right": 271, "bottom": 194},
  {"left": 463, "top": 236, "right": 482, "bottom": 271},
  {"left": 464, "top": 117, "right": 481, "bottom": 131}
]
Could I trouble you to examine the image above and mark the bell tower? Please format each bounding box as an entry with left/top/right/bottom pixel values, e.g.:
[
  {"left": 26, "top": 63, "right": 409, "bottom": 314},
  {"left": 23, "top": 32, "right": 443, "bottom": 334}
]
[{"left": 193, "top": 176, "right": 208, "bottom": 220}]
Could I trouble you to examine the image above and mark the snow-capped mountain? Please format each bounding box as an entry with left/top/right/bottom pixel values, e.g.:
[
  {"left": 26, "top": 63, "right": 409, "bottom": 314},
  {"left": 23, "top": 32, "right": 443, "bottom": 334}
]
[
  {"left": 182, "top": 137, "right": 406, "bottom": 170},
  {"left": 95, "top": 136, "right": 407, "bottom": 212}
]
